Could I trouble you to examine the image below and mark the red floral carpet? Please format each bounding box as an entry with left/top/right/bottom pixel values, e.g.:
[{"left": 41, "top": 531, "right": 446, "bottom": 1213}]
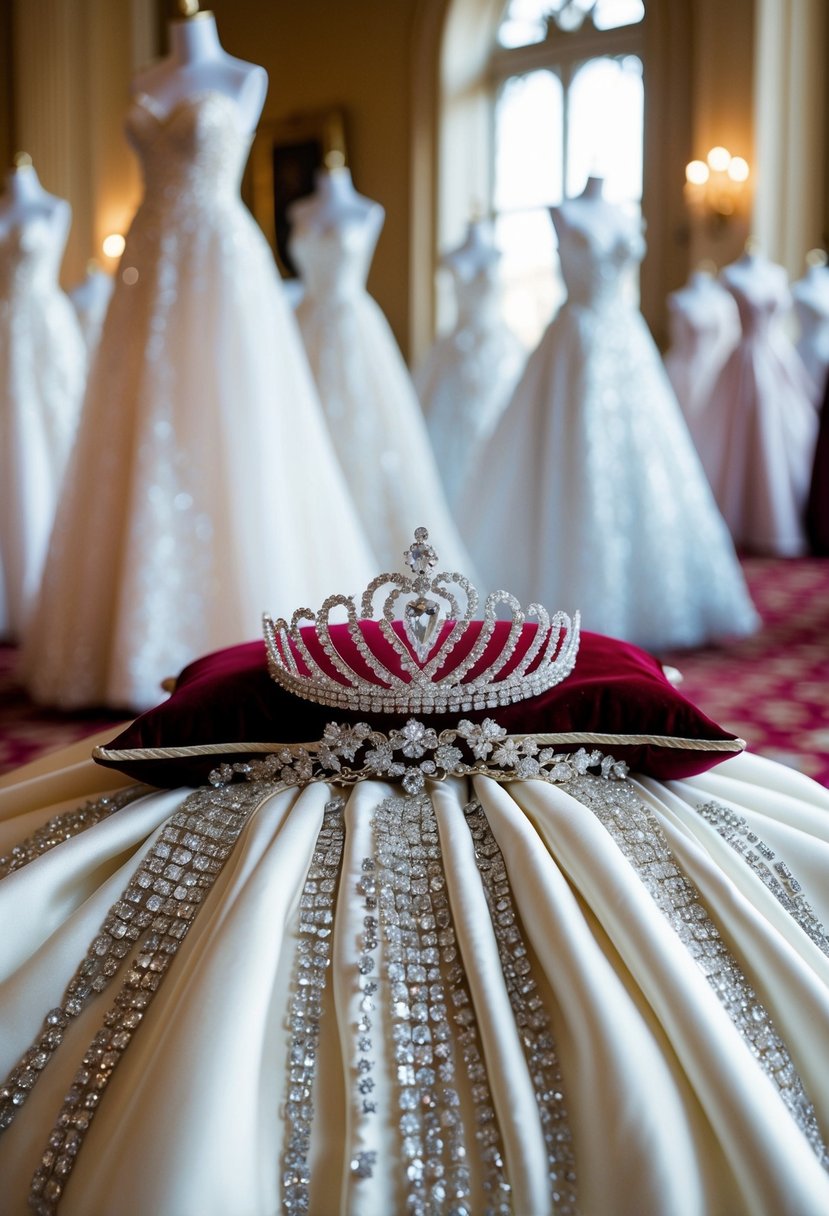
[
  {"left": 660, "top": 557, "right": 829, "bottom": 786},
  {"left": 0, "top": 556, "right": 827, "bottom": 785}
]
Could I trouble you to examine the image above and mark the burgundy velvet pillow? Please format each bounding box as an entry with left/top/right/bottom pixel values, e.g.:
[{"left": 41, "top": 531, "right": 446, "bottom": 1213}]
[{"left": 93, "top": 628, "right": 743, "bottom": 788}]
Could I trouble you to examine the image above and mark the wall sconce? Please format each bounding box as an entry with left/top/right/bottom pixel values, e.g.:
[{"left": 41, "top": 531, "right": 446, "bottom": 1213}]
[
  {"left": 102, "top": 232, "right": 126, "bottom": 260},
  {"left": 684, "top": 147, "right": 750, "bottom": 232}
]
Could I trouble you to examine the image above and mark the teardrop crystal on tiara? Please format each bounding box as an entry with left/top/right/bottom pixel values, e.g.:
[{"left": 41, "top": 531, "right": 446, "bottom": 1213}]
[{"left": 263, "top": 528, "right": 580, "bottom": 714}]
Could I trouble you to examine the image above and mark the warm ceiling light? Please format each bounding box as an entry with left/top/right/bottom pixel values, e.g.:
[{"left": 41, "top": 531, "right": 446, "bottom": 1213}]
[
  {"left": 727, "top": 156, "right": 749, "bottom": 183},
  {"left": 706, "top": 146, "right": 731, "bottom": 172},
  {"left": 685, "top": 160, "right": 710, "bottom": 186},
  {"left": 102, "top": 233, "right": 126, "bottom": 258}
]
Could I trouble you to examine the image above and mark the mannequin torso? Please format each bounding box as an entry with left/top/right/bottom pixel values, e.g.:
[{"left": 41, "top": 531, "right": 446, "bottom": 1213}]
[
  {"left": 0, "top": 161, "right": 70, "bottom": 250},
  {"left": 550, "top": 176, "right": 644, "bottom": 306},
  {"left": 444, "top": 219, "right": 499, "bottom": 283},
  {"left": 289, "top": 167, "right": 383, "bottom": 237},
  {"left": 131, "top": 11, "right": 267, "bottom": 134}
]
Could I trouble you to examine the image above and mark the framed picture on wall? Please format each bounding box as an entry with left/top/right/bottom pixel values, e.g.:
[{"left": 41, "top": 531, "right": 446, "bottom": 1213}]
[{"left": 246, "top": 108, "right": 348, "bottom": 277}]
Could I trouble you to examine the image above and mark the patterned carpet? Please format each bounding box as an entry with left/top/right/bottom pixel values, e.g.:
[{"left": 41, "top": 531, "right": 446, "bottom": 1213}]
[{"left": 1, "top": 555, "right": 827, "bottom": 784}]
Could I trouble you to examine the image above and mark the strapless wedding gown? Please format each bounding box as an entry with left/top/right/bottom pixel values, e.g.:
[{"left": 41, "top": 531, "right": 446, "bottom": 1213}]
[
  {"left": 416, "top": 264, "right": 525, "bottom": 510},
  {"left": 20, "top": 92, "right": 375, "bottom": 711},
  {"left": 458, "top": 220, "right": 758, "bottom": 651},
  {"left": 698, "top": 264, "right": 818, "bottom": 556},
  {"left": 291, "top": 220, "right": 472, "bottom": 571},
  {"left": 1, "top": 721, "right": 829, "bottom": 1215},
  {"left": 0, "top": 220, "right": 85, "bottom": 640}
]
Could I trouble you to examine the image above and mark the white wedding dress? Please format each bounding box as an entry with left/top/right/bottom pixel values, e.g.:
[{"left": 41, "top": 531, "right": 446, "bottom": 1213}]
[
  {"left": 0, "top": 219, "right": 85, "bottom": 640},
  {"left": 20, "top": 91, "right": 376, "bottom": 711},
  {"left": 792, "top": 263, "right": 829, "bottom": 405},
  {"left": 663, "top": 271, "right": 738, "bottom": 448},
  {"left": 458, "top": 207, "right": 758, "bottom": 651},
  {"left": 290, "top": 212, "right": 472, "bottom": 572},
  {"left": 698, "top": 254, "right": 818, "bottom": 556},
  {"left": 1, "top": 712, "right": 829, "bottom": 1215},
  {"left": 416, "top": 257, "right": 525, "bottom": 510}
]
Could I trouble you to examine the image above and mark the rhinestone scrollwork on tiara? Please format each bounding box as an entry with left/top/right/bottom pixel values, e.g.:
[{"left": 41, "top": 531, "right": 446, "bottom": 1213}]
[{"left": 263, "top": 528, "right": 580, "bottom": 715}]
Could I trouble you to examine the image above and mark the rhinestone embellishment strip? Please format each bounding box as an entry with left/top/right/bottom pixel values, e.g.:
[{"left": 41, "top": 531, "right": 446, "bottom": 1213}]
[
  {"left": 19, "top": 784, "right": 263, "bottom": 1214},
  {"left": 569, "top": 774, "right": 829, "bottom": 1169},
  {"left": 464, "top": 799, "right": 578, "bottom": 1213},
  {"left": 0, "top": 785, "right": 151, "bottom": 880},
  {"left": 371, "top": 793, "right": 511, "bottom": 1216},
  {"left": 695, "top": 800, "right": 829, "bottom": 958},
  {"left": 281, "top": 797, "right": 345, "bottom": 1215}
]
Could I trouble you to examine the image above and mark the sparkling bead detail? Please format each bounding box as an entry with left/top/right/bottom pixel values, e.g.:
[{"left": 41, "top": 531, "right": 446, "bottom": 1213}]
[
  {"left": 22, "top": 783, "right": 264, "bottom": 1212},
  {"left": 571, "top": 774, "right": 829, "bottom": 1170},
  {"left": 464, "top": 799, "right": 578, "bottom": 1212},
  {"left": 281, "top": 798, "right": 345, "bottom": 1214},
  {"left": 0, "top": 785, "right": 150, "bottom": 879},
  {"left": 695, "top": 800, "right": 829, "bottom": 958},
  {"left": 372, "top": 793, "right": 511, "bottom": 1214}
]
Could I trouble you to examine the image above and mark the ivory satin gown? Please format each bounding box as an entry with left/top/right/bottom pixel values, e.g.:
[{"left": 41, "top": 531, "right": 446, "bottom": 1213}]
[{"left": 1, "top": 720, "right": 829, "bottom": 1214}]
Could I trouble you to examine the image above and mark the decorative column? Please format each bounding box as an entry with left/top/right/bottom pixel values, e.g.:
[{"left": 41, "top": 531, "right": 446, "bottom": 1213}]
[{"left": 753, "top": 0, "right": 827, "bottom": 275}]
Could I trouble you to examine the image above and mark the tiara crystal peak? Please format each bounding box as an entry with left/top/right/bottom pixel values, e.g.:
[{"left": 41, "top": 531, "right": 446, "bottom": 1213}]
[{"left": 263, "top": 528, "right": 580, "bottom": 714}]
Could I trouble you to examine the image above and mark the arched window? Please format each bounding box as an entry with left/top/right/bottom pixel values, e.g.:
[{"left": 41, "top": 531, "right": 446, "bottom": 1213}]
[
  {"left": 413, "top": 0, "right": 690, "bottom": 361},
  {"left": 490, "top": 1, "right": 646, "bottom": 346}
]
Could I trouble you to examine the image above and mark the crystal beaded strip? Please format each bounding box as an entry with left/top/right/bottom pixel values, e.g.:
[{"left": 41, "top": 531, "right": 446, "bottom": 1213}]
[
  {"left": 695, "top": 800, "right": 829, "bottom": 958},
  {"left": 0, "top": 785, "right": 151, "bottom": 879},
  {"left": 464, "top": 799, "right": 578, "bottom": 1213},
  {"left": 26, "top": 783, "right": 264, "bottom": 1214},
  {"left": 373, "top": 794, "right": 511, "bottom": 1216},
  {"left": 282, "top": 797, "right": 346, "bottom": 1214},
  {"left": 569, "top": 774, "right": 829, "bottom": 1169},
  {"left": 349, "top": 854, "right": 380, "bottom": 1182}
]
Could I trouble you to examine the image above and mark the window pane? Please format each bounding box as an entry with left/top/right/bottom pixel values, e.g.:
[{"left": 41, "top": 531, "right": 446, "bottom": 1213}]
[
  {"left": 565, "top": 55, "right": 643, "bottom": 203},
  {"left": 497, "top": 0, "right": 549, "bottom": 48},
  {"left": 494, "top": 209, "right": 564, "bottom": 350},
  {"left": 592, "top": 0, "right": 645, "bottom": 31},
  {"left": 494, "top": 70, "right": 563, "bottom": 212}
]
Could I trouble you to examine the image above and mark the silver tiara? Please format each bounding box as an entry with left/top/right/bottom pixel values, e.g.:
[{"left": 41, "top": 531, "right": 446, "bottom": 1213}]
[{"left": 263, "top": 528, "right": 580, "bottom": 714}]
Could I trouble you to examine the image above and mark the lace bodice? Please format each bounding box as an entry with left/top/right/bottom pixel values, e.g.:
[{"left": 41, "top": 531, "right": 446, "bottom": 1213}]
[
  {"left": 290, "top": 217, "right": 380, "bottom": 301},
  {"left": 0, "top": 219, "right": 65, "bottom": 300},
  {"left": 126, "top": 91, "right": 253, "bottom": 213},
  {"left": 554, "top": 212, "right": 645, "bottom": 308}
]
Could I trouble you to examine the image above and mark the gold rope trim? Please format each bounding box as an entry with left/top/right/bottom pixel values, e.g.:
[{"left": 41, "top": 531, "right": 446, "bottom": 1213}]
[{"left": 93, "top": 732, "right": 746, "bottom": 764}]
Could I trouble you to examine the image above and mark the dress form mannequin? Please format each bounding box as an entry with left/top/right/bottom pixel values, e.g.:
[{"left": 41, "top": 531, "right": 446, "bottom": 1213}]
[
  {"left": 551, "top": 175, "right": 645, "bottom": 282},
  {"left": 792, "top": 253, "right": 829, "bottom": 402},
  {"left": 289, "top": 165, "right": 382, "bottom": 239},
  {"left": 417, "top": 219, "right": 524, "bottom": 508},
  {"left": 0, "top": 156, "right": 71, "bottom": 248},
  {"left": 131, "top": 3, "right": 267, "bottom": 132},
  {"left": 696, "top": 246, "right": 817, "bottom": 555},
  {"left": 444, "top": 217, "right": 500, "bottom": 284},
  {"left": 0, "top": 155, "right": 85, "bottom": 639},
  {"left": 664, "top": 267, "right": 739, "bottom": 439}
]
